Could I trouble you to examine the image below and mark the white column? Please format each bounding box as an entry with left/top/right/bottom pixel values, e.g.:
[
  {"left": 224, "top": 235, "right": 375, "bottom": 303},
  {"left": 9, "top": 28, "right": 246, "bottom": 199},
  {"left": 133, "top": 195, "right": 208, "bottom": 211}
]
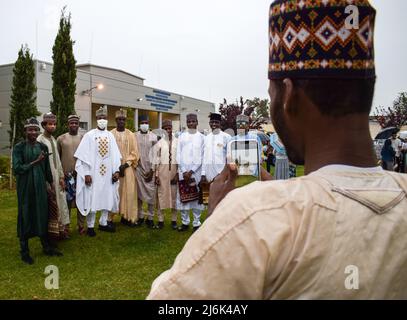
[
  {"left": 158, "top": 112, "right": 162, "bottom": 129},
  {"left": 134, "top": 109, "right": 139, "bottom": 131}
]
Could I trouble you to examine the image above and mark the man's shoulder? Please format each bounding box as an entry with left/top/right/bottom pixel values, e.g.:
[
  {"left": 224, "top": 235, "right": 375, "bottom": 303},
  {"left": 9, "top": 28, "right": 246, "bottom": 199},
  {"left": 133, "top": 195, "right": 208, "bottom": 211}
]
[
  {"left": 214, "top": 176, "right": 334, "bottom": 224},
  {"left": 56, "top": 133, "right": 66, "bottom": 141}
]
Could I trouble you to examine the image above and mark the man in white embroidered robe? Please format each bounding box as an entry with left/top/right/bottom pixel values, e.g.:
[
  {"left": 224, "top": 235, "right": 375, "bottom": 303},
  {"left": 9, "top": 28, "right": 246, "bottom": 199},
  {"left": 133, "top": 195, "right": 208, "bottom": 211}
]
[
  {"left": 75, "top": 106, "right": 122, "bottom": 237},
  {"left": 201, "top": 113, "right": 231, "bottom": 184},
  {"left": 176, "top": 113, "right": 205, "bottom": 232}
]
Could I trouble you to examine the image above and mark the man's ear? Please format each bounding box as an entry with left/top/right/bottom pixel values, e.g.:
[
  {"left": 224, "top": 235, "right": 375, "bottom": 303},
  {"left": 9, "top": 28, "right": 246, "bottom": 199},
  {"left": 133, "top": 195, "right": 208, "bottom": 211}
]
[{"left": 282, "top": 78, "right": 296, "bottom": 115}]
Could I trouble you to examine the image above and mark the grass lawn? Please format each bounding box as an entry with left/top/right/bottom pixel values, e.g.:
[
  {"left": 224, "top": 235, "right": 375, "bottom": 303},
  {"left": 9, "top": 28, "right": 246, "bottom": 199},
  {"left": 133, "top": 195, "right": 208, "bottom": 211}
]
[{"left": 0, "top": 165, "right": 304, "bottom": 300}]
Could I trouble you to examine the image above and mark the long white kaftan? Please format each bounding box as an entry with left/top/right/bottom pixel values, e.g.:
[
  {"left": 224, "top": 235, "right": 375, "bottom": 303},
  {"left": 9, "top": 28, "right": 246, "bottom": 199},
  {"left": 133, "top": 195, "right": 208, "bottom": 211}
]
[
  {"left": 176, "top": 130, "right": 204, "bottom": 210},
  {"left": 201, "top": 130, "right": 231, "bottom": 182},
  {"left": 74, "top": 128, "right": 122, "bottom": 216}
]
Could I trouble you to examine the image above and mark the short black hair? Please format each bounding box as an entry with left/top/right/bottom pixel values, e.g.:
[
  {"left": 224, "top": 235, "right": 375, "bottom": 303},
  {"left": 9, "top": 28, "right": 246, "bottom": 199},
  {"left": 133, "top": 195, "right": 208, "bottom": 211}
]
[{"left": 275, "top": 78, "right": 376, "bottom": 117}]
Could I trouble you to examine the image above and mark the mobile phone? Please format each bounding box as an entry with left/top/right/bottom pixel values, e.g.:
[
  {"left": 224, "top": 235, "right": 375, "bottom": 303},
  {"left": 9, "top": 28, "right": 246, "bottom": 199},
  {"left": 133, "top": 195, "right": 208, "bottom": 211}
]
[{"left": 227, "top": 139, "right": 261, "bottom": 187}]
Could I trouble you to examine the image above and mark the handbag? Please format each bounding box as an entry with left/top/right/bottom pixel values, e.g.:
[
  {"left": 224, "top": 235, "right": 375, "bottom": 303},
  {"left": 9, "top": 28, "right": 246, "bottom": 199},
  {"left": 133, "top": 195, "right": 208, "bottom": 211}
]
[{"left": 179, "top": 178, "right": 199, "bottom": 203}]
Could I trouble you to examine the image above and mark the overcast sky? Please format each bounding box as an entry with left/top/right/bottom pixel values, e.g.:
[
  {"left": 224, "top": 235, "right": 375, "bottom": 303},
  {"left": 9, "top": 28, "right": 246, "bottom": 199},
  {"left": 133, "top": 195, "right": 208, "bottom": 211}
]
[{"left": 0, "top": 0, "right": 406, "bottom": 110}]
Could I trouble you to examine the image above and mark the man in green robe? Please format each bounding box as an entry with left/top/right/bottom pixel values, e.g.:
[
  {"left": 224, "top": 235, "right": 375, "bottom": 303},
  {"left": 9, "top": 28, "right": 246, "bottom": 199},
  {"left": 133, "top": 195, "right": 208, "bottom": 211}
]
[{"left": 13, "top": 118, "right": 63, "bottom": 265}]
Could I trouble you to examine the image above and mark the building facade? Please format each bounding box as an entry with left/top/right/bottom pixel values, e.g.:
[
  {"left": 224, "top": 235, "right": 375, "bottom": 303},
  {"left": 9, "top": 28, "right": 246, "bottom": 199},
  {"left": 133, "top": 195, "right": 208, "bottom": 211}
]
[{"left": 0, "top": 60, "right": 215, "bottom": 154}]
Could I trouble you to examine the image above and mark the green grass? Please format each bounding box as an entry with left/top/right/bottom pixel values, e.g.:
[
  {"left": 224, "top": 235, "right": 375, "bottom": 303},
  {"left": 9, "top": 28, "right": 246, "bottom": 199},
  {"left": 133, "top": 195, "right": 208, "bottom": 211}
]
[
  {"left": 0, "top": 166, "right": 303, "bottom": 300},
  {"left": 0, "top": 191, "right": 196, "bottom": 300}
]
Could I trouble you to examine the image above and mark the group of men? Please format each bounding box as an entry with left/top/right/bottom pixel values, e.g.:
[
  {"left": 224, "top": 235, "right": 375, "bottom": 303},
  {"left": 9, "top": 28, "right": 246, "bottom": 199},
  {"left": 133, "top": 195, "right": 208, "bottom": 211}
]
[{"left": 13, "top": 105, "right": 241, "bottom": 264}]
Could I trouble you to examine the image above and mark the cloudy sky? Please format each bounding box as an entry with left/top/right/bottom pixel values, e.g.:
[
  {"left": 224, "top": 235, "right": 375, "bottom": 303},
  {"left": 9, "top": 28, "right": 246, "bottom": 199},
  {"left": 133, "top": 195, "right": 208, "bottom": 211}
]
[{"left": 0, "top": 0, "right": 406, "bottom": 110}]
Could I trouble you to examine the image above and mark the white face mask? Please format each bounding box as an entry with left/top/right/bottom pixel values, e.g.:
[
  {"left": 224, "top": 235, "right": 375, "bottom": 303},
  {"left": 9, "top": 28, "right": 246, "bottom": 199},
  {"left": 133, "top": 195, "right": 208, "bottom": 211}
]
[
  {"left": 97, "top": 119, "right": 108, "bottom": 130},
  {"left": 237, "top": 128, "right": 246, "bottom": 136},
  {"left": 140, "top": 124, "right": 149, "bottom": 132}
]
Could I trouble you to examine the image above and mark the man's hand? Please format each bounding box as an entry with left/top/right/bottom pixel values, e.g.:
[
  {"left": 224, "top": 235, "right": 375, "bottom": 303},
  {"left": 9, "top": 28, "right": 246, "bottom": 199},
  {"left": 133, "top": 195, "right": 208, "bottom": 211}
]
[
  {"left": 85, "top": 175, "right": 92, "bottom": 186},
  {"left": 32, "top": 151, "right": 45, "bottom": 165},
  {"left": 145, "top": 170, "right": 154, "bottom": 183},
  {"left": 170, "top": 175, "right": 178, "bottom": 185},
  {"left": 48, "top": 183, "right": 56, "bottom": 196},
  {"left": 59, "top": 177, "right": 65, "bottom": 190},
  {"left": 207, "top": 164, "right": 238, "bottom": 217},
  {"left": 200, "top": 175, "right": 208, "bottom": 185},
  {"left": 183, "top": 171, "right": 193, "bottom": 183},
  {"left": 260, "top": 167, "right": 273, "bottom": 181},
  {"left": 119, "top": 163, "right": 129, "bottom": 177},
  {"left": 112, "top": 172, "right": 120, "bottom": 183}
]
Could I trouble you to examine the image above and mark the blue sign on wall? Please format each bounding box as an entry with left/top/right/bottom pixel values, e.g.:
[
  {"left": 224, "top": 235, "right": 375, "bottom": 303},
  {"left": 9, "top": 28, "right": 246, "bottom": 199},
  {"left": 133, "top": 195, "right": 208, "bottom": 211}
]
[{"left": 145, "top": 89, "right": 178, "bottom": 112}]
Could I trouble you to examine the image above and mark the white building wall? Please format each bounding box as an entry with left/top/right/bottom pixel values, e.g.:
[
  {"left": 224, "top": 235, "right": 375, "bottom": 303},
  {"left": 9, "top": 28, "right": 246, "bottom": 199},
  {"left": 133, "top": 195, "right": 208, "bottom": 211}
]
[{"left": 0, "top": 60, "right": 215, "bottom": 154}]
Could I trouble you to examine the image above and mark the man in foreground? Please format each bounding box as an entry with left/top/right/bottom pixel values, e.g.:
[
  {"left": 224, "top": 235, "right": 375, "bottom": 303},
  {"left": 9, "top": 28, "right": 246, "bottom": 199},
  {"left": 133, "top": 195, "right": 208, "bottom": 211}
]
[{"left": 148, "top": 0, "right": 407, "bottom": 299}]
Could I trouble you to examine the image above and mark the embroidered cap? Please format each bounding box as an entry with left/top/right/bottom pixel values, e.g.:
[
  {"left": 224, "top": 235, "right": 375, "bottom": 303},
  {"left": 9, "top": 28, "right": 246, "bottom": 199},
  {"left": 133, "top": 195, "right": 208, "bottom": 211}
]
[
  {"left": 96, "top": 105, "right": 108, "bottom": 117},
  {"left": 162, "top": 119, "right": 172, "bottom": 128},
  {"left": 24, "top": 117, "right": 41, "bottom": 129},
  {"left": 268, "top": 0, "right": 376, "bottom": 79},
  {"left": 115, "top": 108, "right": 127, "bottom": 118},
  {"left": 67, "top": 114, "right": 80, "bottom": 123}
]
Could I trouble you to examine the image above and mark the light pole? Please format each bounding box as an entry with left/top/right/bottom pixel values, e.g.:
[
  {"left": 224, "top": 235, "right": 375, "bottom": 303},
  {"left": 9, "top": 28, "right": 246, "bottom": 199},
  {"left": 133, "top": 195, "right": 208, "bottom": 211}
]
[{"left": 82, "top": 79, "right": 104, "bottom": 129}]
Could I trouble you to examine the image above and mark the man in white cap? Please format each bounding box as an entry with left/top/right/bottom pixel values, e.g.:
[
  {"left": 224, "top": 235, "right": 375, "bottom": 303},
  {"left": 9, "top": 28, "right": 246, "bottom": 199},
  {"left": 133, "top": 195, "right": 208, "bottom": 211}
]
[
  {"left": 74, "top": 105, "right": 122, "bottom": 236},
  {"left": 176, "top": 113, "right": 205, "bottom": 232}
]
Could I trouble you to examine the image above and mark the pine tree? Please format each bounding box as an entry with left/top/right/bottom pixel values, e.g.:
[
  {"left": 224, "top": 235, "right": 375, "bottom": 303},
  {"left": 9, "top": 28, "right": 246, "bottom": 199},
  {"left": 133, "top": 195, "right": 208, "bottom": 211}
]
[
  {"left": 9, "top": 45, "right": 39, "bottom": 147},
  {"left": 50, "top": 6, "right": 77, "bottom": 137}
]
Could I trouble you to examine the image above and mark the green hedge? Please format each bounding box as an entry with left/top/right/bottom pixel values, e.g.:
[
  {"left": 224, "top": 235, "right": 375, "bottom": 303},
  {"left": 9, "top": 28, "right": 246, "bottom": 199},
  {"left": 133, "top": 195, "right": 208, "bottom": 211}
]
[{"left": 0, "top": 155, "right": 10, "bottom": 175}]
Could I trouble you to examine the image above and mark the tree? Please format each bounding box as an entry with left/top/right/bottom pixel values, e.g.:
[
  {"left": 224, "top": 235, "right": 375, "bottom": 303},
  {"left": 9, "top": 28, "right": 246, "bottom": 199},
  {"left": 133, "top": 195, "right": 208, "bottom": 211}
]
[
  {"left": 9, "top": 45, "right": 40, "bottom": 147},
  {"left": 374, "top": 92, "right": 407, "bottom": 129},
  {"left": 125, "top": 108, "right": 135, "bottom": 131},
  {"left": 50, "top": 6, "right": 77, "bottom": 137},
  {"left": 219, "top": 97, "right": 267, "bottom": 133},
  {"left": 246, "top": 97, "right": 270, "bottom": 128}
]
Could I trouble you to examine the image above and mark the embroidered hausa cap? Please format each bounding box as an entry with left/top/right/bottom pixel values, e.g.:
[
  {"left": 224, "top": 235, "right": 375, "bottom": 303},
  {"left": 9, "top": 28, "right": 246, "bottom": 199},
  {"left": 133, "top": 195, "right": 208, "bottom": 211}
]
[
  {"left": 96, "top": 105, "right": 108, "bottom": 117},
  {"left": 67, "top": 114, "right": 80, "bottom": 123},
  {"left": 139, "top": 114, "right": 149, "bottom": 122},
  {"left": 186, "top": 113, "right": 198, "bottom": 121},
  {"left": 162, "top": 119, "right": 172, "bottom": 128},
  {"left": 24, "top": 117, "right": 40, "bottom": 129},
  {"left": 268, "top": 0, "right": 376, "bottom": 79},
  {"left": 43, "top": 112, "right": 56, "bottom": 121},
  {"left": 115, "top": 108, "right": 127, "bottom": 118}
]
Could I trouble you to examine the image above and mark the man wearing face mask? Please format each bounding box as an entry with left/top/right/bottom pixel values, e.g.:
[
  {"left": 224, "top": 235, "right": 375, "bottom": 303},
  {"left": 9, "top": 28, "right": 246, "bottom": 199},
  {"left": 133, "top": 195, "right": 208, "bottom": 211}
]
[
  {"left": 74, "top": 105, "right": 122, "bottom": 237},
  {"left": 135, "top": 115, "right": 158, "bottom": 228}
]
